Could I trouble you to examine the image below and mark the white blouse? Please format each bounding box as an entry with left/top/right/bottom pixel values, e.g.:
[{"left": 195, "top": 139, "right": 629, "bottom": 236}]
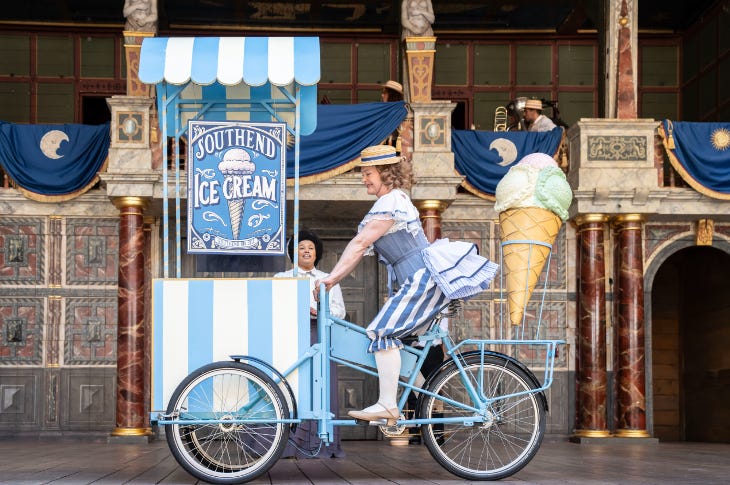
[{"left": 358, "top": 189, "right": 422, "bottom": 256}]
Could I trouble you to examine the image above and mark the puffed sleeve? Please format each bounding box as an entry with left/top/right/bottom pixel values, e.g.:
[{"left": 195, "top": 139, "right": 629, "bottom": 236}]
[{"left": 358, "top": 189, "right": 422, "bottom": 255}]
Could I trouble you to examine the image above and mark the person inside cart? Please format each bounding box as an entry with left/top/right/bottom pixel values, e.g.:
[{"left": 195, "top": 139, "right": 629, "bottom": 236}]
[
  {"left": 275, "top": 230, "right": 347, "bottom": 458},
  {"left": 315, "top": 144, "right": 498, "bottom": 424}
]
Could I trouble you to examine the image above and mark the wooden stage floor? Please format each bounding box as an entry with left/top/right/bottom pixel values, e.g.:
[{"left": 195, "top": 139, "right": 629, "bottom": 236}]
[{"left": 0, "top": 436, "right": 728, "bottom": 484}]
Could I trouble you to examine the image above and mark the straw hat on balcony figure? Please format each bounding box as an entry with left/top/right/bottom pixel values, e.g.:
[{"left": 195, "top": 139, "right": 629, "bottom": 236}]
[{"left": 523, "top": 99, "right": 557, "bottom": 132}]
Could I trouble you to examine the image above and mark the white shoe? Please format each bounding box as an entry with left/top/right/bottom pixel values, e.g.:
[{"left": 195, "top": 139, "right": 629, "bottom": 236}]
[{"left": 348, "top": 402, "right": 399, "bottom": 425}]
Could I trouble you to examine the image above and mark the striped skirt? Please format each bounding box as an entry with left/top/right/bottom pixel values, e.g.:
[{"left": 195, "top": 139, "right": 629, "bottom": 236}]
[{"left": 366, "top": 268, "right": 450, "bottom": 352}]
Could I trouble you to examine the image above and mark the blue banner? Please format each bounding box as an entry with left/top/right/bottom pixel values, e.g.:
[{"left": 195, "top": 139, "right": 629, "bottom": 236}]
[
  {"left": 661, "top": 120, "right": 730, "bottom": 199},
  {"left": 187, "top": 121, "right": 287, "bottom": 255},
  {"left": 0, "top": 121, "right": 109, "bottom": 201},
  {"left": 452, "top": 127, "right": 563, "bottom": 199},
  {"left": 285, "top": 101, "right": 408, "bottom": 181}
]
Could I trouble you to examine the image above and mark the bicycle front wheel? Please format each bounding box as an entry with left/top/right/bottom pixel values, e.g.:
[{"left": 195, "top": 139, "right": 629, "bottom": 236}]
[
  {"left": 165, "top": 361, "right": 290, "bottom": 484},
  {"left": 419, "top": 354, "right": 545, "bottom": 481}
]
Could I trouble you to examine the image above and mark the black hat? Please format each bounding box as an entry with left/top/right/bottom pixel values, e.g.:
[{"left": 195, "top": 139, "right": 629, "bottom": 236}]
[{"left": 287, "top": 229, "right": 323, "bottom": 267}]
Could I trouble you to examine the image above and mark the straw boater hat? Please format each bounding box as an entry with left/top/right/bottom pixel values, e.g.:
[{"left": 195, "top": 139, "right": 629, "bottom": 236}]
[
  {"left": 359, "top": 144, "right": 402, "bottom": 167},
  {"left": 287, "top": 229, "right": 323, "bottom": 266},
  {"left": 524, "top": 99, "right": 543, "bottom": 111},
  {"left": 383, "top": 80, "right": 403, "bottom": 94}
]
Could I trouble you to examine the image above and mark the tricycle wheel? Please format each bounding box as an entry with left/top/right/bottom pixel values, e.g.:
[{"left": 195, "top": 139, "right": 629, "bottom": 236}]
[{"left": 165, "top": 361, "right": 290, "bottom": 484}]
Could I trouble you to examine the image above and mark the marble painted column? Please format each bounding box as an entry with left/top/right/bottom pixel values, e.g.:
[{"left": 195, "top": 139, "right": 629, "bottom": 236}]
[
  {"left": 603, "top": 0, "right": 638, "bottom": 118},
  {"left": 613, "top": 214, "right": 649, "bottom": 437},
  {"left": 573, "top": 214, "right": 610, "bottom": 438},
  {"left": 615, "top": 0, "right": 637, "bottom": 118},
  {"left": 110, "top": 196, "right": 151, "bottom": 437},
  {"left": 417, "top": 200, "right": 447, "bottom": 243}
]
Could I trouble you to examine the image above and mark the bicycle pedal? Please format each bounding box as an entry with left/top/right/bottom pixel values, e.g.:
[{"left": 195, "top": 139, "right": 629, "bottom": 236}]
[
  {"left": 368, "top": 418, "right": 390, "bottom": 426},
  {"left": 354, "top": 417, "right": 393, "bottom": 426}
]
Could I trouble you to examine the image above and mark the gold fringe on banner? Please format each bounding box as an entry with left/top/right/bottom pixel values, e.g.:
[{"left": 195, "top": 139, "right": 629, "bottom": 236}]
[
  {"left": 285, "top": 159, "right": 361, "bottom": 186},
  {"left": 15, "top": 156, "right": 109, "bottom": 203},
  {"left": 664, "top": 120, "right": 675, "bottom": 149}
]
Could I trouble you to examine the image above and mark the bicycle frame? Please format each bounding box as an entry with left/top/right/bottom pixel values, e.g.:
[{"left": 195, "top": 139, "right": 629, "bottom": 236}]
[{"left": 157, "top": 283, "right": 563, "bottom": 444}]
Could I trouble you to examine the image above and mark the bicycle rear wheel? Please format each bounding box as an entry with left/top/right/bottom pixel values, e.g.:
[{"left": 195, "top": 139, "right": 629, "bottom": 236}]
[
  {"left": 165, "top": 361, "right": 290, "bottom": 484},
  {"left": 419, "top": 354, "right": 545, "bottom": 480}
]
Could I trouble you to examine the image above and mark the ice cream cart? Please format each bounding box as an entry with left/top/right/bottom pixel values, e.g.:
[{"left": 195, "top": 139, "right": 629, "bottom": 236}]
[{"left": 140, "top": 36, "right": 567, "bottom": 484}]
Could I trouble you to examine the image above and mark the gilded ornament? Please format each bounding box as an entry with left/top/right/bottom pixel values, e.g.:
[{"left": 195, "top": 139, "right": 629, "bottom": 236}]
[{"left": 710, "top": 128, "right": 730, "bottom": 151}]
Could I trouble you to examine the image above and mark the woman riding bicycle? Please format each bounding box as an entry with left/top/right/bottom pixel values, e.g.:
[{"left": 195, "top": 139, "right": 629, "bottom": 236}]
[{"left": 316, "top": 144, "right": 499, "bottom": 424}]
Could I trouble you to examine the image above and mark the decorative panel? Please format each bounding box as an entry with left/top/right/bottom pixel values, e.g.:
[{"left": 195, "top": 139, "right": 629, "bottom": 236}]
[
  {"left": 62, "top": 369, "right": 115, "bottom": 429},
  {"left": 0, "top": 218, "right": 44, "bottom": 284},
  {"left": 587, "top": 135, "right": 647, "bottom": 161},
  {"left": 65, "top": 218, "right": 119, "bottom": 285},
  {"left": 0, "top": 371, "right": 38, "bottom": 427},
  {"left": 644, "top": 223, "right": 692, "bottom": 260},
  {"left": 64, "top": 297, "right": 117, "bottom": 365},
  {"left": 0, "top": 298, "right": 44, "bottom": 365}
]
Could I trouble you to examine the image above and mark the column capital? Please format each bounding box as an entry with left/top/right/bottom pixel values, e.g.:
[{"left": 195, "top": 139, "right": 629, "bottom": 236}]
[
  {"left": 112, "top": 196, "right": 148, "bottom": 211},
  {"left": 416, "top": 199, "right": 450, "bottom": 214},
  {"left": 612, "top": 213, "right": 644, "bottom": 226},
  {"left": 573, "top": 213, "right": 610, "bottom": 227}
]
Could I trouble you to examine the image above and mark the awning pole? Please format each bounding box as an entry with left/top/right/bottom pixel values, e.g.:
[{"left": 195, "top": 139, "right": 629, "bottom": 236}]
[
  {"left": 292, "top": 85, "right": 301, "bottom": 276},
  {"left": 161, "top": 87, "right": 170, "bottom": 279}
]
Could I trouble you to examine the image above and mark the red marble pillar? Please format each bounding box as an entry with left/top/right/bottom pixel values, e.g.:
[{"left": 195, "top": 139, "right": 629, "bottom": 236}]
[
  {"left": 110, "top": 196, "right": 152, "bottom": 437},
  {"left": 616, "top": 0, "right": 637, "bottom": 119},
  {"left": 573, "top": 215, "right": 610, "bottom": 438},
  {"left": 613, "top": 214, "right": 649, "bottom": 437},
  {"left": 417, "top": 200, "right": 447, "bottom": 243}
]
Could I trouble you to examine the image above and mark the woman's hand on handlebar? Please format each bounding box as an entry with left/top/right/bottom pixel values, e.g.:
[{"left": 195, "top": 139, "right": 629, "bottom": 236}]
[{"left": 313, "top": 278, "right": 334, "bottom": 301}]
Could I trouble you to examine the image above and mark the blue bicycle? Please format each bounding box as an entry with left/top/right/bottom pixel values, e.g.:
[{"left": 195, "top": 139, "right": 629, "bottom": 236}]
[{"left": 158, "top": 284, "right": 561, "bottom": 483}]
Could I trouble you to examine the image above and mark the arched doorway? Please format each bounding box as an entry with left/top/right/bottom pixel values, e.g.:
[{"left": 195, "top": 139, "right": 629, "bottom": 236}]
[{"left": 650, "top": 246, "right": 730, "bottom": 442}]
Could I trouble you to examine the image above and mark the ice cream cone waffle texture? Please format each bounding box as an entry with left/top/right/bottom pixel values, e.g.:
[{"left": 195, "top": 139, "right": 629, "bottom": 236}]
[{"left": 499, "top": 207, "right": 562, "bottom": 326}]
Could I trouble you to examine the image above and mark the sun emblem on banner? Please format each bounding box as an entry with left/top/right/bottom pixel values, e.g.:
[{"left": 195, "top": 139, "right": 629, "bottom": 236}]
[{"left": 710, "top": 128, "right": 730, "bottom": 151}]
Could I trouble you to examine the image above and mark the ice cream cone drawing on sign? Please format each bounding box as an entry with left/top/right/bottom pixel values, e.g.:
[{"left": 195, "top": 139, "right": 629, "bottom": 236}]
[
  {"left": 494, "top": 153, "right": 573, "bottom": 326},
  {"left": 218, "top": 148, "right": 256, "bottom": 240}
]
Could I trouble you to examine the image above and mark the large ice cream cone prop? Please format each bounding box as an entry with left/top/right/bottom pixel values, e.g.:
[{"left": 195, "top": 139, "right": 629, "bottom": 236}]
[
  {"left": 499, "top": 207, "right": 562, "bottom": 326},
  {"left": 494, "top": 153, "right": 573, "bottom": 327},
  {"left": 218, "top": 148, "right": 255, "bottom": 240}
]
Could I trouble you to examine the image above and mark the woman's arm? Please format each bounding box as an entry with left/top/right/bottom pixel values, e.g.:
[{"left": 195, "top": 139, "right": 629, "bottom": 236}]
[{"left": 317, "top": 218, "right": 393, "bottom": 292}]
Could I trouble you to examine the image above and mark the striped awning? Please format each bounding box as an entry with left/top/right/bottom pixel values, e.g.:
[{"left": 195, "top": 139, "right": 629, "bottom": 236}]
[{"left": 139, "top": 36, "right": 320, "bottom": 86}]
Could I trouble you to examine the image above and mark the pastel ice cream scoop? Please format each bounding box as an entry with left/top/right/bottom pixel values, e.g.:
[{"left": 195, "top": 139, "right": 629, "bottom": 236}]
[{"left": 494, "top": 153, "right": 572, "bottom": 221}]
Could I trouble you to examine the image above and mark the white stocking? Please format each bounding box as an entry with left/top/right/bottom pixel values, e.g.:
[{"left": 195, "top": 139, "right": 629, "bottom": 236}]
[{"left": 363, "top": 347, "right": 401, "bottom": 411}]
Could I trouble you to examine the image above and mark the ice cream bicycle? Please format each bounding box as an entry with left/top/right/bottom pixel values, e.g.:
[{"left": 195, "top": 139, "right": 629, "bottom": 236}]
[
  {"left": 142, "top": 35, "right": 566, "bottom": 483},
  {"left": 152, "top": 248, "right": 563, "bottom": 483}
]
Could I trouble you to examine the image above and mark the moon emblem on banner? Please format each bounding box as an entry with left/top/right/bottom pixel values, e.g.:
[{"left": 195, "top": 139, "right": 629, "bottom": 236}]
[
  {"left": 489, "top": 138, "right": 518, "bottom": 166},
  {"left": 40, "top": 130, "right": 69, "bottom": 159}
]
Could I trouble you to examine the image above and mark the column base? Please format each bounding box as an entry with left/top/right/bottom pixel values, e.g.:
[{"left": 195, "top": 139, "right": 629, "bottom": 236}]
[
  {"left": 572, "top": 429, "right": 611, "bottom": 438},
  {"left": 570, "top": 437, "right": 659, "bottom": 445},
  {"left": 108, "top": 427, "right": 154, "bottom": 444},
  {"left": 614, "top": 428, "right": 651, "bottom": 438},
  {"left": 571, "top": 432, "right": 658, "bottom": 445}
]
